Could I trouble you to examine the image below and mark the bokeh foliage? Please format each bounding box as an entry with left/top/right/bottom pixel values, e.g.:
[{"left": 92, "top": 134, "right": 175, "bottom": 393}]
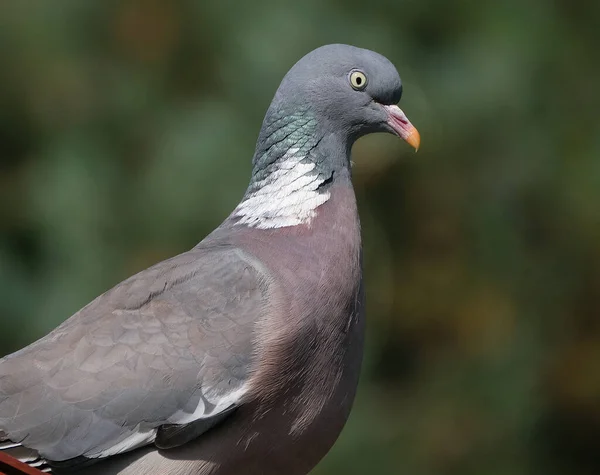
[{"left": 1, "top": 1, "right": 599, "bottom": 474}]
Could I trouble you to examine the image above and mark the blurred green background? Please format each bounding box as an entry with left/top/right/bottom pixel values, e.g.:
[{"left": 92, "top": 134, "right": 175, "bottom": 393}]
[{"left": 1, "top": 1, "right": 598, "bottom": 474}]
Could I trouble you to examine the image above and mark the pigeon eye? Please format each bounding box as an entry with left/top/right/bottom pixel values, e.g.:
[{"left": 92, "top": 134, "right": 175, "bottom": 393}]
[{"left": 349, "top": 71, "right": 367, "bottom": 90}]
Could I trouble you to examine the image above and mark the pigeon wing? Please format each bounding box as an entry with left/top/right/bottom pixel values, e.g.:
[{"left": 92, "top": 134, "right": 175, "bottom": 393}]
[{"left": 0, "top": 245, "right": 270, "bottom": 465}]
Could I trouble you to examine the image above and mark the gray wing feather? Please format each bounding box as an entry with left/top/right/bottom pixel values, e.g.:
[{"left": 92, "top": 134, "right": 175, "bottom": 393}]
[{"left": 0, "top": 245, "right": 270, "bottom": 462}]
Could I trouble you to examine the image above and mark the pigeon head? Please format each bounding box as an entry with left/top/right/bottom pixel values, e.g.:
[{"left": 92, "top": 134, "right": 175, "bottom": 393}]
[
  {"left": 271, "top": 44, "right": 420, "bottom": 149},
  {"left": 235, "top": 44, "right": 420, "bottom": 229}
]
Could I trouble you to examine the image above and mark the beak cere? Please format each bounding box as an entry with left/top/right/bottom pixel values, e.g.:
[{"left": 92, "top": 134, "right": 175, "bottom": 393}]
[{"left": 383, "top": 104, "right": 421, "bottom": 151}]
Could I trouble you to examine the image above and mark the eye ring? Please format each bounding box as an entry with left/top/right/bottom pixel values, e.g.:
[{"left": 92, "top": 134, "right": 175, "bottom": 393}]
[{"left": 349, "top": 70, "right": 368, "bottom": 90}]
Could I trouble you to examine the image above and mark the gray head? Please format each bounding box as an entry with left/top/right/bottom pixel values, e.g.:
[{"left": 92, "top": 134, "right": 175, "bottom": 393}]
[
  {"left": 271, "top": 44, "right": 418, "bottom": 144},
  {"left": 234, "top": 44, "right": 420, "bottom": 229},
  {"left": 261, "top": 44, "right": 419, "bottom": 154}
]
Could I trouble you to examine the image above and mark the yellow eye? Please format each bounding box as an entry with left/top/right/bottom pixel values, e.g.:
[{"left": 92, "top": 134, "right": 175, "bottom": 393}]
[{"left": 349, "top": 71, "right": 367, "bottom": 90}]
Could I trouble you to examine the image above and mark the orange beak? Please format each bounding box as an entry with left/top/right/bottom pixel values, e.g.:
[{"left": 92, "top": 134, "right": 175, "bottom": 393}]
[{"left": 383, "top": 104, "right": 421, "bottom": 151}]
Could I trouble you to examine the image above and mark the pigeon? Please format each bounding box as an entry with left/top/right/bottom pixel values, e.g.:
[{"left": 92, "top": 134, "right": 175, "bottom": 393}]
[{"left": 0, "top": 44, "right": 420, "bottom": 475}]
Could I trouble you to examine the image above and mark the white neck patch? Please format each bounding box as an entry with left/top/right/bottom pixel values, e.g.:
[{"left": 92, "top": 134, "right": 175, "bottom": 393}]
[{"left": 234, "top": 147, "right": 331, "bottom": 229}]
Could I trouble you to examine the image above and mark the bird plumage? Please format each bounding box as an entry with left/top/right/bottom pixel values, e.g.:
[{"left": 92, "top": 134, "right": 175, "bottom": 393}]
[{"left": 0, "top": 43, "right": 419, "bottom": 474}]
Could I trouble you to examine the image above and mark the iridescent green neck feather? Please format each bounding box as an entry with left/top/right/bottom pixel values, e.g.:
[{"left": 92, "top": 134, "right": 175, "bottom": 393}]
[{"left": 234, "top": 108, "right": 335, "bottom": 229}]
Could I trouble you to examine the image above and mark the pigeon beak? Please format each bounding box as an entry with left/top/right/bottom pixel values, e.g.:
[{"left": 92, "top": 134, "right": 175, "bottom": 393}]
[{"left": 383, "top": 104, "right": 421, "bottom": 151}]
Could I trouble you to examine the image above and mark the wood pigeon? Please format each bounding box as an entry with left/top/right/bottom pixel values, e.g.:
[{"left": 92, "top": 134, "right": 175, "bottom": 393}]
[{"left": 0, "top": 44, "right": 420, "bottom": 475}]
